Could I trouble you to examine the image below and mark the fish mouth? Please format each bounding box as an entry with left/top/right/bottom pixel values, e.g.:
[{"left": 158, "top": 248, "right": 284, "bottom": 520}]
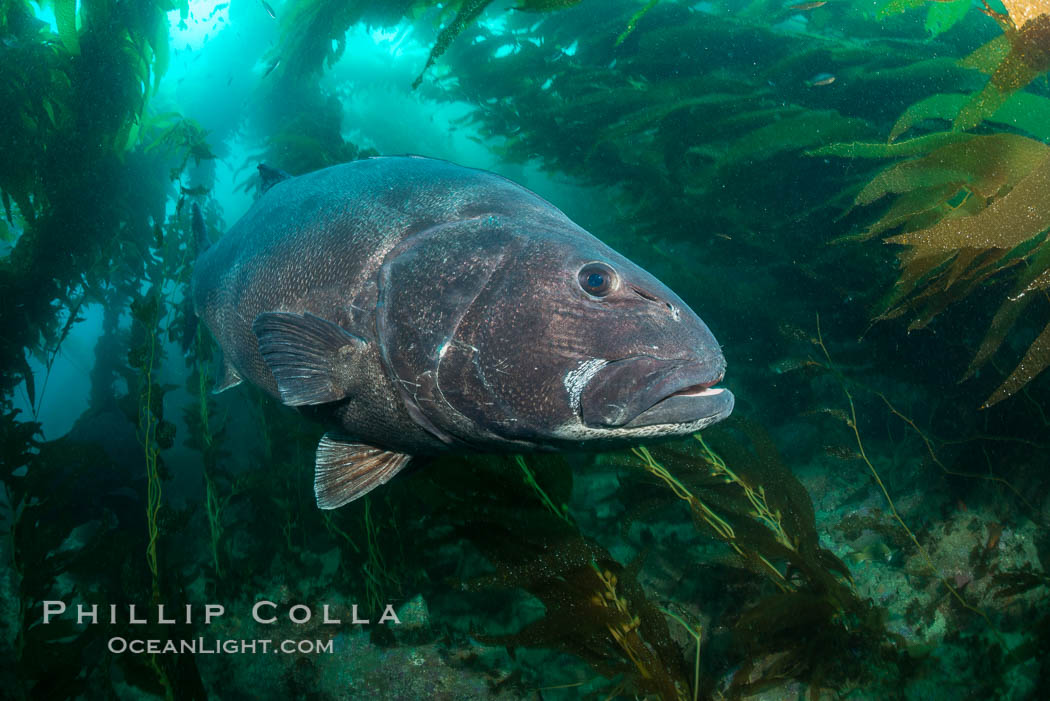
[{"left": 579, "top": 356, "right": 734, "bottom": 429}]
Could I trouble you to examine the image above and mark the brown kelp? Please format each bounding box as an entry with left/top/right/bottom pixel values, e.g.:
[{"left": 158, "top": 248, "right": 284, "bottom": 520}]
[
  {"left": 815, "top": 131, "right": 1050, "bottom": 405},
  {"left": 813, "top": 4, "right": 1050, "bottom": 406}
]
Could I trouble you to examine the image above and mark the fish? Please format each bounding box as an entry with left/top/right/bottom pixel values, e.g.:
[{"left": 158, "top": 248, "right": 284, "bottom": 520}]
[
  {"left": 845, "top": 541, "right": 894, "bottom": 564},
  {"left": 257, "top": 163, "right": 292, "bottom": 193},
  {"left": 180, "top": 184, "right": 211, "bottom": 197},
  {"left": 263, "top": 58, "right": 281, "bottom": 78},
  {"left": 193, "top": 157, "right": 734, "bottom": 509},
  {"left": 788, "top": 1, "right": 827, "bottom": 10},
  {"left": 806, "top": 73, "right": 836, "bottom": 87},
  {"left": 260, "top": 0, "right": 276, "bottom": 19}
]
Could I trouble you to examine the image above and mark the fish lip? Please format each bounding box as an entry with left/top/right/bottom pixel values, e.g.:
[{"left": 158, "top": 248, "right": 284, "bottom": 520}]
[
  {"left": 621, "top": 382, "right": 735, "bottom": 429},
  {"left": 579, "top": 355, "right": 732, "bottom": 428}
]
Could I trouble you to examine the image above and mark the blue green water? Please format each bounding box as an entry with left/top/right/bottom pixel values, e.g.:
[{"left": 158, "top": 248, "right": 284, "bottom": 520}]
[{"left": 1, "top": 0, "right": 1048, "bottom": 698}]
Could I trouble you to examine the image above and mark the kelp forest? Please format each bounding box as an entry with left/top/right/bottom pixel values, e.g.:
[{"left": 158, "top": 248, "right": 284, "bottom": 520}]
[{"left": 1, "top": 0, "right": 1049, "bottom": 698}]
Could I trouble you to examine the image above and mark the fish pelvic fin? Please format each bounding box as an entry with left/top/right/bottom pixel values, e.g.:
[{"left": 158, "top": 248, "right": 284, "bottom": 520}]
[
  {"left": 213, "top": 358, "right": 243, "bottom": 394},
  {"left": 314, "top": 435, "right": 411, "bottom": 509},
  {"left": 253, "top": 311, "right": 367, "bottom": 406}
]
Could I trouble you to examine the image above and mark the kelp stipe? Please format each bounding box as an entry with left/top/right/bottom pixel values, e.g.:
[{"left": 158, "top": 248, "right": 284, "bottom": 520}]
[
  {"left": 609, "top": 423, "right": 906, "bottom": 698},
  {"left": 1, "top": 408, "right": 208, "bottom": 699},
  {"left": 407, "top": 453, "right": 693, "bottom": 699}
]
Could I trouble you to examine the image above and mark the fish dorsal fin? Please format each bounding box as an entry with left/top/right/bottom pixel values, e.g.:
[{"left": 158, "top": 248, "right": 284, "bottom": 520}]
[
  {"left": 314, "top": 435, "right": 412, "bottom": 509},
  {"left": 252, "top": 312, "right": 367, "bottom": 406},
  {"left": 258, "top": 163, "right": 292, "bottom": 193},
  {"left": 213, "top": 358, "right": 243, "bottom": 394}
]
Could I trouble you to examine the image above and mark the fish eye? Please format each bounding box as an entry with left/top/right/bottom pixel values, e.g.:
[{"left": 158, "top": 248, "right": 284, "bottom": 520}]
[{"left": 578, "top": 263, "right": 617, "bottom": 297}]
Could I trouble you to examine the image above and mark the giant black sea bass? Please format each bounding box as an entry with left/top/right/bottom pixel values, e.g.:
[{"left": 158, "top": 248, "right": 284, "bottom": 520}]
[{"left": 193, "top": 157, "right": 733, "bottom": 509}]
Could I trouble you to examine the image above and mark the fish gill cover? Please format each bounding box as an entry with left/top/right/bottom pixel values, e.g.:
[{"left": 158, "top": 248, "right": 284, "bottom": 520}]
[{"left": 0, "top": 0, "right": 1049, "bottom": 699}]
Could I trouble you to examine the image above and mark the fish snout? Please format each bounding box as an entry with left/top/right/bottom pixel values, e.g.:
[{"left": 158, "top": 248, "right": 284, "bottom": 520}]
[{"left": 579, "top": 354, "right": 732, "bottom": 429}]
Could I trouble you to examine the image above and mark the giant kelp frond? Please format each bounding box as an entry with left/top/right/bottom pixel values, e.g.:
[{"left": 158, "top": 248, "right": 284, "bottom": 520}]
[
  {"left": 966, "top": 241, "right": 1050, "bottom": 406},
  {"left": 411, "top": 0, "right": 588, "bottom": 88},
  {"left": 873, "top": 0, "right": 974, "bottom": 38},
  {"left": 955, "top": 1, "right": 1050, "bottom": 130},
  {"left": 0, "top": 0, "right": 186, "bottom": 398},
  {"left": 820, "top": 127, "right": 1050, "bottom": 403},
  {"left": 269, "top": 0, "right": 587, "bottom": 90},
  {"left": 859, "top": 134, "right": 1048, "bottom": 213},
  {"left": 472, "top": 536, "right": 691, "bottom": 699},
  {"left": 887, "top": 147, "right": 1050, "bottom": 252},
  {"left": 611, "top": 425, "right": 901, "bottom": 697},
  {"left": 413, "top": 0, "right": 497, "bottom": 89},
  {"left": 890, "top": 91, "right": 1050, "bottom": 143},
  {"left": 270, "top": 0, "right": 378, "bottom": 80}
]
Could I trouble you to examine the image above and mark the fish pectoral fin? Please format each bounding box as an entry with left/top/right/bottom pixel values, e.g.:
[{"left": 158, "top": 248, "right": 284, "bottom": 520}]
[
  {"left": 213, "top": 358, "right": 243, "bottom": 394},
  {"left": 253, "top": 312, "right": 366, "bottom": 406},
  {"left": 314, "top": 434, "right": 412, "bottom": 509}
]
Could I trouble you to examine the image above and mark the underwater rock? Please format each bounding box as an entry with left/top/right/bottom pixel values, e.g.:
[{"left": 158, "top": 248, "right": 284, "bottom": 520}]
[{"left": 395, "top": 594, "right": 429, "bottom": 631}]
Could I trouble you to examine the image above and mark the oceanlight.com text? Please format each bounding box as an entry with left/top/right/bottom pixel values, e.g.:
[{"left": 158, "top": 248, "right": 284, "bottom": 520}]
[{"left": 107, "top": 637, "right": 335, "bottom": 655}]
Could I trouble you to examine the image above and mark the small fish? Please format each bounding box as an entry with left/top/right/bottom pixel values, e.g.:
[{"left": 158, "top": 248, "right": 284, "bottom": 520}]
[
  {"left": 789, "top": 1, "right": 827, "bottom": 10},
  {"left": 986, "top": 523, "right": 1003, "bottom": 551},
  {"left": 846, "top": 541, "right": 893, "bottom": 564},
  {"left": 806, "top": 73, "right": 836, "bottom": 87},
  {"left": 263, "top": 58, "right": 281, "bottom": 78},
  {"left": 260, "top": 0, "right": 276, "bottom": 19},
  {"left": 180, "top": 184, "right": 211, "bottom": 197}
]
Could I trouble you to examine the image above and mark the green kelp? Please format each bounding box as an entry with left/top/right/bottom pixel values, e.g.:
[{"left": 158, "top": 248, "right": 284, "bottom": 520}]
[
  {"left": 0, "top": 4, "right": 218, "bottom": 694},
  {"left": 405, "top": 453, "right": 693, "bottom": 699},
  {"left": 0, "top": 0, "right": 185, "bottom": 398},
  {"left": 2, "top": 0, "right": 1049, "bottom": 698},
  {"left": 608, "top": 425, "right": 905, "bottom": 698},
  {"left": 2, "top": 382, "right": 206, "bottom": 699},
  {"left": 873, "top": 0, "right": 976, "bottom": 37}
]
